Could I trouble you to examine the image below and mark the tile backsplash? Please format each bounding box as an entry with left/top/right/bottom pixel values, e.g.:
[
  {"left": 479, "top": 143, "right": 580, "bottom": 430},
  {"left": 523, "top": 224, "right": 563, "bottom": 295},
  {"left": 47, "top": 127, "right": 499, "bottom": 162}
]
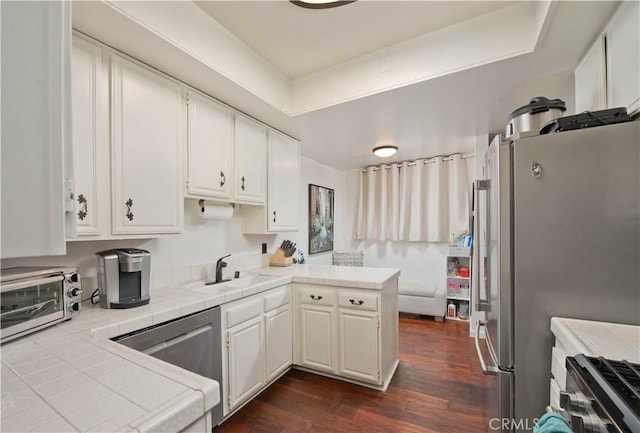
[{"left": 149, "top": 251, "right": 268, "bottom": 291}]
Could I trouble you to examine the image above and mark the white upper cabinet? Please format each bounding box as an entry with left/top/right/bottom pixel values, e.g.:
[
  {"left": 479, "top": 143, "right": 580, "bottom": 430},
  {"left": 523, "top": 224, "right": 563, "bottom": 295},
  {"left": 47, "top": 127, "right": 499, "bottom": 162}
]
[
  {"left": 110, "top": 54, "right": 185, "bottom": 235},
  {"left": 574, "top": 36, "right": 607, "bottom": 113},
  {"left": 233, "top": 114, "right": 267, "bottom": 205},
  {"left": 71, "top": 35, "right": 109, "bottom": 237},
  {"left": 606, "top": 1, "right": 639, "bottom": 116},
  {"left": 1, "top": 2, "right": 74, "bottom": 257},
  {"left": 241, "top": 130, "right": 300, "bottom": 233},
  {"left": 268, "top": 131, "right": 300, "bottom": 231},
  {"left": 574, "top": 1, "right": 640, "bottom": 116},
  {"left": 186, "top": 91, "right": 233, "bottom": 200}
]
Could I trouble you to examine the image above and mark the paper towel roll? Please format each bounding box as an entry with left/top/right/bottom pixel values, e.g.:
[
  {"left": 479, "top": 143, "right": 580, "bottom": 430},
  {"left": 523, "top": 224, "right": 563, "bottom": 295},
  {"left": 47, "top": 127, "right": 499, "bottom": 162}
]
[{"left": 199, "top": 201, "right": 234, "bottom": 220}]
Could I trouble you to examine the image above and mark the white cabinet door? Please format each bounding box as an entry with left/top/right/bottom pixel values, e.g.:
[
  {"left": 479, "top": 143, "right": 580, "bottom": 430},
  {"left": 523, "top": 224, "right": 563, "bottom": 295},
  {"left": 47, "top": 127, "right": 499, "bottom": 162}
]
[
  {"left": 186, "top": 91, "right": 233, "bottom": 199},
  {"left": 1, "top": 1, "right": 73, "bottom": 257},
  {"left": 268, "top": 131, "right": 300, "bottom": 231},
  {"left": 338, "top": 309, "right": 380, "bottom": 384},
  {"left": 574, "top": 35, "right": 607, "bottom": 113},
  {"left": 299, "top": 304, "right": 335, "bottom": 373},
  {"left": 71, "top": 35, "right": 109, "bottom": 237},
  {"left": 606, "top": 1, "right": 640, "bottom": 116},
  {"left": 233, "top": 115, "right": 267, "bottom": 204},
  {"left": 265, "top": 304, "right": 292, "bottom": 382},
  {"left": 226, "top": 315, "right": 265, "bottom": 413},
  {"left": 111, "top": 54, "right": 184, "bottom": 234}
]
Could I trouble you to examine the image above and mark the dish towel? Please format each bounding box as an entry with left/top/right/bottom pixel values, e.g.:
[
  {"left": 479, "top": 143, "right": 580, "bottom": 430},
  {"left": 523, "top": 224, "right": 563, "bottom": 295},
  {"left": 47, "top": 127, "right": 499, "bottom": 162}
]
[{"left": 533, "top": 412, "right": 572, "bottom": 433}]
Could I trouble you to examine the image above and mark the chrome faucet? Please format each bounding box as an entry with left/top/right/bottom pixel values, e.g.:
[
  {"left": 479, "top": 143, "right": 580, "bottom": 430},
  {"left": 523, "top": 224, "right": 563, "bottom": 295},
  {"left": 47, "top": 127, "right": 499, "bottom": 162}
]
[{"left": 214, "top": 254, "right": 231, "bottom": 284}]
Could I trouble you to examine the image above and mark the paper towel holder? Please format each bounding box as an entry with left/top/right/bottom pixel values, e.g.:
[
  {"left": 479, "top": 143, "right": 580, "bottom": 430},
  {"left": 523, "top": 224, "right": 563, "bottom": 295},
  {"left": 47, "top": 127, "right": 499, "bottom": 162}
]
[{"left": 199, "top": 199, "right": 235, "bottom": 212}]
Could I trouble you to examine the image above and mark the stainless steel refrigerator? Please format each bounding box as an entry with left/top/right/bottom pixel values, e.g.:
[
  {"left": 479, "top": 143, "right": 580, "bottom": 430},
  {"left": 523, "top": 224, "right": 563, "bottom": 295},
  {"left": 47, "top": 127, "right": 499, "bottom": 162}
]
[{"left": 472, "top": 121, "right": 640, "bottom": 432}]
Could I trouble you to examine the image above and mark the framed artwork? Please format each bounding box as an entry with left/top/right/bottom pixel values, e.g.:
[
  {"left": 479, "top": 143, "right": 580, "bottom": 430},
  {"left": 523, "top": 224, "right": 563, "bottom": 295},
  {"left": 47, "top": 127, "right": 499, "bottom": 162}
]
[{"left": 309, "top": 184, "right": 334, "bottom": 254}]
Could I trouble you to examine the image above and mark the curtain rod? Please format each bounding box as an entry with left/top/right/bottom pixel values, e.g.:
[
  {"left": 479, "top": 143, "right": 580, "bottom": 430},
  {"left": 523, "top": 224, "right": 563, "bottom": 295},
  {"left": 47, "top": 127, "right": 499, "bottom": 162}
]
[{"left": 361, "top": 152, "right": 475, "bottom": 172}]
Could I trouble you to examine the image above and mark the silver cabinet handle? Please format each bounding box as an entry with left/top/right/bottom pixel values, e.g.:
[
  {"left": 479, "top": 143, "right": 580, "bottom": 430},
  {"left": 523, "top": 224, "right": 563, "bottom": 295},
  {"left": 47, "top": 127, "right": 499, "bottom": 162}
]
[
  {"left": 349, "top": 299, "right": 364, "bottom": 305},
  {"left": 474, "top": 180, "right": 490, "bottom": 312},
  {"left": 220, "top": 171, "right": 226, "bottom": 187},
  {"left": 310, "top": 295, "right": 323, "bottom": 300}
]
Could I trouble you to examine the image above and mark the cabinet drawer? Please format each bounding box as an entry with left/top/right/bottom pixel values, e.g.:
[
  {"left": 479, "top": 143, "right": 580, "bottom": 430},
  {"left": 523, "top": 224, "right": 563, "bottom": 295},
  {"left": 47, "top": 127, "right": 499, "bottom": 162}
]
[
  {"left": 338, "top": 292, "right": 379, "bottom": 311},
  {"left": 551, "top": 346, "right": 567, "bottom": 389},
  {"left": 226, "top": 299, "right": 262, "bottom": 328},
  {"left": 299, "top": 287, "right": 335, "bottom": 306},
  {"left": 264, "top": 287, "right": 290, "bottom": 312}
]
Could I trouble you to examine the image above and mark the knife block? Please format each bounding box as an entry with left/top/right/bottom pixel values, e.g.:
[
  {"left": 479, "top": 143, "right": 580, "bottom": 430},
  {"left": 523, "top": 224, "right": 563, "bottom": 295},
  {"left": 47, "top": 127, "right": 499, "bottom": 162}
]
[{"left": 269, "top": 248, "right": 293, "bottom": 267}]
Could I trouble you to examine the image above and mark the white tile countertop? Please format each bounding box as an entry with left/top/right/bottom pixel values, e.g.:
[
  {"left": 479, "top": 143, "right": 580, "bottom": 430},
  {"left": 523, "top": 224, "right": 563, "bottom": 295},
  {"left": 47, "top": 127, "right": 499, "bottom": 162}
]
[
  {"left": 551, "top": 317, "right": 640, "bottom": 362},
  {"left": 256, "top": 264, "right": 400, "bottom": 289},
  {"left": 1, "top": 264, "right": 399, "bottom": 432}
]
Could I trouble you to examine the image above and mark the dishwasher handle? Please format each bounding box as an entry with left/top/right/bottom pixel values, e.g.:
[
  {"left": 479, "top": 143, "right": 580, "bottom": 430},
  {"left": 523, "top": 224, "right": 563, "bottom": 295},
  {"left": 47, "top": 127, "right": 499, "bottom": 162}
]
[{"left": 141, "top": 324, "right": 213, "bottom": 356}]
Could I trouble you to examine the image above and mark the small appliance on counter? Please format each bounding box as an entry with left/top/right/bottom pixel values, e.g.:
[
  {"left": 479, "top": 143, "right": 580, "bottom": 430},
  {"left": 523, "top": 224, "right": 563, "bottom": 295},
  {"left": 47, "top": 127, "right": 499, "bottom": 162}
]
[
  {"left": 96, "top": 248, "right": 150, "bottom": 309},
  {"left": 0, "top": 266, "right": 81, "bottom": 343},
  {"left": 505, "top": 96, "right": 566, "bottom": 138}
]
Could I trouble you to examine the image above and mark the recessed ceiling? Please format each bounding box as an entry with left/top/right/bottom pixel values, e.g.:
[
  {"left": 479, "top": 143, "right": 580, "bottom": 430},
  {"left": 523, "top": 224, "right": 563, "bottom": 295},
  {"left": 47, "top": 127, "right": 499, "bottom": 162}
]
[
  {"left": 194, "top": 1, "right": 515, "bottom": 79},
  {"left": 72, "top": 1, "right": 622, "bottom": 170}
]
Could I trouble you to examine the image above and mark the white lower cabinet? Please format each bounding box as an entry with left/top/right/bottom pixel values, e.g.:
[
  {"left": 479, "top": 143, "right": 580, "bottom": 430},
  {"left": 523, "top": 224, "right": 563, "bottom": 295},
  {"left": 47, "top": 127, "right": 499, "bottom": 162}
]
[
  {"left": 226, "top": 313, "right": 265, "bottom": 411},
  {"left": 264, "top": 287, "right": 293, "bottom": 382},
  {"left": 222, "top": 285, "right": 292, "bottom": 416},
  {"left": 299, "top": 304, "right": 336, "bottom": 373},
  {"left": 295, "top": 284, "right": 383, "bottom": 386},
  {"left": 338, "top": 309, "right": 380, "bottom": 384}
]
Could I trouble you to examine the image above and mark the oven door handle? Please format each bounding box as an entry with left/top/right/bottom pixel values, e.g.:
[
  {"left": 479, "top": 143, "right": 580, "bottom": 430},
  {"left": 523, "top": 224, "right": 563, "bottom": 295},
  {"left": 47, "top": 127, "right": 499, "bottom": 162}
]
[
  {"left": 0, "top": 299, "right": 57, "bottom": 319},
  {"left": 0, "top": 275, "right": 65, "bottom": 293}
]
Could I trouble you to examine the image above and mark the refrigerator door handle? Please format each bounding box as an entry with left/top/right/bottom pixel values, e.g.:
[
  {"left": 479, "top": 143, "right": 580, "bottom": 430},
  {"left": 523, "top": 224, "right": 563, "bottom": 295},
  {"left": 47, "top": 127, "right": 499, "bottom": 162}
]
[
  {"left": 475, "top": 321, "right": 498, "bottom": 375},
  {"left": 475, "top": 320, "right": 512, "bottom": 375},
  {"left": 474, "top": 180, "right": 490, "bottom": 312}
]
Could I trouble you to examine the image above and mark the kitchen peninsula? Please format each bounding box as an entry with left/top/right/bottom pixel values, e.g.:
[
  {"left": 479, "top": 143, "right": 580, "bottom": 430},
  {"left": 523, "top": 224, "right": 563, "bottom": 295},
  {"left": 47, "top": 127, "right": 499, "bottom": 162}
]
[{"left": 0, "top": 264, "right": 399, "bottom": 433}]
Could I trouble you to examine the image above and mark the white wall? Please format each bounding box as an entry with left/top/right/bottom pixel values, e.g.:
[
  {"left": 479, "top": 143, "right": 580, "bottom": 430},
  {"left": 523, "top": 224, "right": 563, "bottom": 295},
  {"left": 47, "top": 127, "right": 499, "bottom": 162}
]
[{"left": 1, "top": 157, "right": 348, "bottom": 301}]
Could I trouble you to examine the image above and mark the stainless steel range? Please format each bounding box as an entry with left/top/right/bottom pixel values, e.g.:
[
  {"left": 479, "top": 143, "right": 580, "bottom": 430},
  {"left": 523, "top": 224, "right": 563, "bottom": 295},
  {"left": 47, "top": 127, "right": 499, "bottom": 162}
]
[{"left": 560, "top": 354, "right": 640, "bottom": 433}]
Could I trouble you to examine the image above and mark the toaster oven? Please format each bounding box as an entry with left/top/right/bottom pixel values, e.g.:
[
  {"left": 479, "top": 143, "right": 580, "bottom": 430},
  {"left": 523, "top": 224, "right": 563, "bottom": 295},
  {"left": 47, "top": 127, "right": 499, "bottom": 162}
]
[{"left": 0, "top": 266, "right": 82, "bottom": 344}]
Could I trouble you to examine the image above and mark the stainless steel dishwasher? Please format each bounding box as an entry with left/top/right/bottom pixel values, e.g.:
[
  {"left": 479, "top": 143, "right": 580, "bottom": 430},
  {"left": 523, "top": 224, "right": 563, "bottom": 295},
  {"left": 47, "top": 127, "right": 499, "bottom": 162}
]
[{"left": 112, "top": 306, "right": 223, "bottom": 428}]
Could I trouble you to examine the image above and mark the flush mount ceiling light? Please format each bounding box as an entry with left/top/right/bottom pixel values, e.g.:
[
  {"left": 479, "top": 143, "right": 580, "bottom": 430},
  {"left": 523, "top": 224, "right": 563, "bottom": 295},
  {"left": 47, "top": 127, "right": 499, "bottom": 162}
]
[
  {"left": 372, "top": 145, "right": 398, "bottom": 158},
  {"left": 290, "top": 0, "right": 357, "bottom": 10}
]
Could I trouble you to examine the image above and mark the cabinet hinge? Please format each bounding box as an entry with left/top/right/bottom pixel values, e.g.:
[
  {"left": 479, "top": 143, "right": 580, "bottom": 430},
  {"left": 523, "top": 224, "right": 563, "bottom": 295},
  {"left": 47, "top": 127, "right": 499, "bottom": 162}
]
[
  {"left": 226, "top": 338, "right": 230, "bottom": 348},
  {"left": 377, "top": 316, "right": 380, "bottom": 329},
  {"left": 378, "top": 369, "right": 381, "bottom": 381}
]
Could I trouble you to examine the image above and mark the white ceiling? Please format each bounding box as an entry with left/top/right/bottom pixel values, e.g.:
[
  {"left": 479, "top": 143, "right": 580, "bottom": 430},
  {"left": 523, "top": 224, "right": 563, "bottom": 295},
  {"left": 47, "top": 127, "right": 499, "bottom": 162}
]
[
  {"left": 192, "top": 0, "right": 620, "bottom": 170},
  {"left": 194, "top": 1, "right": 515, "bottom": 79},
  {"left": 72, "top": 1, "right": 621, "bottom": 171}
]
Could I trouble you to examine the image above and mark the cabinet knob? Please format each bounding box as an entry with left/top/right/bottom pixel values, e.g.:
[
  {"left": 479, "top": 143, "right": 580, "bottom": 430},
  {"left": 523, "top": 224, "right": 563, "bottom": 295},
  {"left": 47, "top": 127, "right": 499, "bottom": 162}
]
[
  {"left": 220, "top": 171, "right": 226, "bottom": 187},
  {"left": 77, "top": 194, "right": 88, "bottom": 221},
  {"left": 241, "top": 176, "right": 245, "bottom": 191},
  {"left": 349, "top": 299, "right": 364, "bottom": 305},
  {"left": 310, "top": 294, "right": 323, "bottom": 301}
]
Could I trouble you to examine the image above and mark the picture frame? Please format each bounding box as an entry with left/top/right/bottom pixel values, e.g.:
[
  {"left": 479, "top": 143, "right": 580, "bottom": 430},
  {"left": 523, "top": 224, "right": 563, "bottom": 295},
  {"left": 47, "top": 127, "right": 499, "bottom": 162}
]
[{"left": 309, "top": 184, "right": 334, "bottom": 254}]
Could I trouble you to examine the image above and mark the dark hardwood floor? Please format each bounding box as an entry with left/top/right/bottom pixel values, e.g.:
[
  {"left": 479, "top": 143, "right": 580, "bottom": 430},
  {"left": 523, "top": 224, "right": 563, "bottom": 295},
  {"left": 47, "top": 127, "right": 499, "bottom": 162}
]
[{"left": 214, "top": 316, "right": 490, "bottom": 433}]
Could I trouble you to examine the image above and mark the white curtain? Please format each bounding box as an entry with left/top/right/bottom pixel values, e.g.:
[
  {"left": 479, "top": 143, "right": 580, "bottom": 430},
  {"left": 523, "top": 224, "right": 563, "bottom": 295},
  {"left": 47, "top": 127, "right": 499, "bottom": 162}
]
[{"left": 355, "top": 154, "right": 470, "bottom": 242}]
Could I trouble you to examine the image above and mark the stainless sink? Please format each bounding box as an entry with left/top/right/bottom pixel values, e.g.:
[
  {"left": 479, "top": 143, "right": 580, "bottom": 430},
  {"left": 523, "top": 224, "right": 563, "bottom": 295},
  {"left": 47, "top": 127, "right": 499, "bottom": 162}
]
[{"left": 186, "top": 275, "right": 278, "bottom": 294}]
